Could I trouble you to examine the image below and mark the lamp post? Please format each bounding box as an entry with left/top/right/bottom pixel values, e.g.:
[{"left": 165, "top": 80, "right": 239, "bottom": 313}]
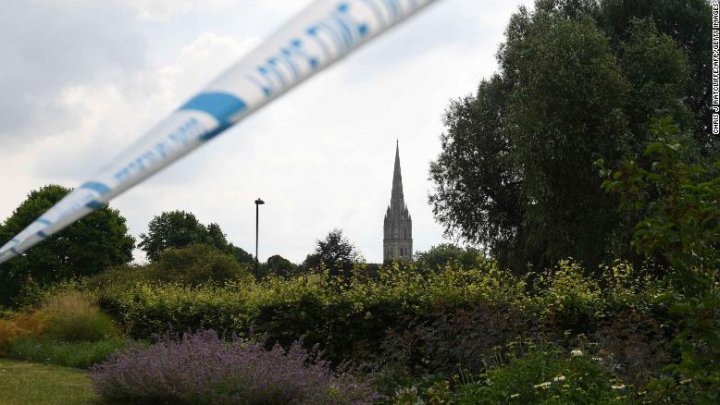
[{"left": 254, "top": 197, "right": 265, "bottom": 278}]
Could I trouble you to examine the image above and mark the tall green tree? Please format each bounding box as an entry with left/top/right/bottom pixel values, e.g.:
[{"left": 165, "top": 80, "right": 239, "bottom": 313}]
[
  {"left": 597, "top": 0, "right": 714, "bottom": 152},
  {"left": 138, "top": 211, "right": 252, "bottom": 263},
  {"left": 429, "top": 0, "right": 708, "bottom": 272},
  {"left": 414, "top": 244, "right": 483, "bottom": 272},
  {"left": 0, "top": 185, "right": 134, "bottom": 306},
  {"left": 302, "top": 229, "right": 361, "bottom": 278},
  {"left": 139, "top": 211, "right": 209, "bottom": 261},
  {"left": 263, "top": 254, "right": 298, "bottom": 278}
]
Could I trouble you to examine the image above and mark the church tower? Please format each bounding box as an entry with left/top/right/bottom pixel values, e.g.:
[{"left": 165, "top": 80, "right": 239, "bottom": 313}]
[{"left": 384, "top": 141, "right": 413, "bottom": 262}]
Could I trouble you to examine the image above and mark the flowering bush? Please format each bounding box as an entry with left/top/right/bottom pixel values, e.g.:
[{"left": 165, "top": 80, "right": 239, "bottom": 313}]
[
  {"left": 91, "top": 330, "right": 375, "bottom": 404},
  {"left": 393, "top": 346, "right": 632, "bottom": 404}
]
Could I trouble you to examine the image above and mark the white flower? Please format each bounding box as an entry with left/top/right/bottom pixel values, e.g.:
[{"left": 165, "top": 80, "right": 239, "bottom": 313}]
[
  {"left": 534, "top": 382, "right": 552, "bottom": 390},
  {"left": 510, "top": 393, "right": 520, "bottom": 399},
  {"left": 553, "top": 375, "right": 566, "bottom": 382},
  {"left": 571, "top": 349, "right": 584, "bottom": 357},
  {"left": 611, "top": 384, "right": 626, "bottom": 390}
]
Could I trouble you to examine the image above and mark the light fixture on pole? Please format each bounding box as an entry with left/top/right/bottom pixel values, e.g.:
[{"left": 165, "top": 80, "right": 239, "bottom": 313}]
[{"left": 254, "top": 198, "right": 265, "bottom": 278}]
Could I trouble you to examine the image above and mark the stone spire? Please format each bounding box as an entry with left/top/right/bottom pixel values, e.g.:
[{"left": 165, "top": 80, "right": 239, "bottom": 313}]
[
  {"left": 384, "top": 140, "right": 412, "bottom": 262},
  {"left": 391, "top": 140, "right": 404, "bottom": 206}
]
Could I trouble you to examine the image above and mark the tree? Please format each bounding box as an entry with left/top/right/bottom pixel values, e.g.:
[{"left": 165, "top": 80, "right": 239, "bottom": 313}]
[
  {"left": 414, "top": 244, "right": 483, "bottom": 272},
  {"left": 0, "top": 185, "right": 134, "bottom": 306},
  {"left": 230, "top": 245, "right": 255, "bottom": 266},
  {"left": 599, "top": 117, "right": 720, "bottom": 400},
  {"left": 429, "top": 0, "right": 707, "bottom": 273},
  {"left": 139, "top": 211, "right": 210, "bottom": 261},
  {"left": 596, "top": 0, "right": 715, "bottom": 153},
  {"left": 302, "top": 229, "right": 361, "bottom": 277},
  {"left": 138, "top": 211, "right": 253, "bottom": 264},
  {"left": 208, "top": 222, "right": 255, "bottom": 266},
  {"left": 429, "top": 76, "right": 524, "bottom": 270},
  {"left": 263, "top": 254, "right": 298, "bottom": 278}
]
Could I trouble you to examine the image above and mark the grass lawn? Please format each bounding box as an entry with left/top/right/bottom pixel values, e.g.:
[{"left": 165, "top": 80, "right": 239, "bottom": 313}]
[{"left": 0, "top": 358, "right": 99, "bottom": 404}]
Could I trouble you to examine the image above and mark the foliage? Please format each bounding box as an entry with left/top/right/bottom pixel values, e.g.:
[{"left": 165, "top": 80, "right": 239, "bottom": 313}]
[
  {"left": 145, "top": 244, "right": 251, "bottom": 286},
  {"left": 95, "top": 259, "right": 677, "bottom": 383},
  {"left": 6, "top": 336, "right": 127, "bottom": 369},
  {"left": 1, "top": 291, "right": 123, "bottom": 369},
  {"left": 413, "top": 244, "right": 484, "bottom": 272},
  {"left": 533, "top": 260, "right": 602, "bottom": 333},
  {"left": 0, "top": 358, "right": 100, "bottom": 404},
  {"left": 0, "top": 185, "right": 134, "bottom": 307},
  {"left": 599, "top": 117, "right": 720, "bottom": 402},
  {"left": 380, "top": 302, "right": 528, "bottom": 376},
  {"left": 263, "top": 254, "right": 298, "bottom": 278},
  {"left": 91, "top": 330, "right": 375, "bottom": 404},
  {"left": 302, "top": 229, "right": 362, "bottom": 278},
  {"left": 0, "top": 311, "right": 47, "bottom": 354},
  {"left": 391, "top": 346, "right": 632, "bottom": 404},
  {"left": 88, "top": 244, "right": 252, "bottom": 288},
  {"left": 600, "top": 118, "right": 720, "bottom": 274},
  {"left": 597, "top": 0, "right": 714, "bottom": 150},
  {"left": 40, "top": 292, "right": 118, "bottom": 342},
  {"left": 429, "top": 0, "right": 709, "bottom": 273},
  {"left": 96, "top": 261, "right": 528, "bottom": 362},
  {"left": 138, "top": 210, "right": 253, "bottom": 264}
]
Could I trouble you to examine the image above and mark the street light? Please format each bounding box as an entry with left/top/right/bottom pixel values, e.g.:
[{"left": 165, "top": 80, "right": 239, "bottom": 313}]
[{"left": 254, "top": 198, "right": 265, "bottom": 278}]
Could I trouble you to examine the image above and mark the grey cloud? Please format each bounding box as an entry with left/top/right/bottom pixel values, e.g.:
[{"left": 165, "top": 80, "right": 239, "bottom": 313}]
[{"left": 0, "top": 0, "right": 146, "bottom": 142}]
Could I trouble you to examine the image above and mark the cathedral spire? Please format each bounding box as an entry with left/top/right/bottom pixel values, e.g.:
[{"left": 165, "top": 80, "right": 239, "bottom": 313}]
[
  {"left": 391, "top": 139, "right": 404, "bottom": 207},
  {"left": 384, "top": 140, "right": 412, "bottom": 262}
]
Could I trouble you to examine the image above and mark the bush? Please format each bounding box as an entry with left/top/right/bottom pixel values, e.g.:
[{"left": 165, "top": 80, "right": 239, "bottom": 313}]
[
  {"left": 91, "top": 330, "right": 375, "bottom": 404},
  {"left": 393, "top": 346, "right": 631, "bottom": 404},
  {"left": 533, "top": 259, "right": 602, "bottom": 333},
  {"left": 41, "top": 292, "right": 118, "bottom": 342},
  {"left": 6, "top": 335, "right": 127, "bottom": 369},
  {"left": 0, "top": 311, "right": 47, "bottom": 354},
  {"left": 87, "top": 244, "right": 251, "bottom": 289},
  {"left": 380, "top": 302, "right": 530, "bottom": 375},
  {"left": 97, "top": 262, "right": 531, "bottom": 364}
]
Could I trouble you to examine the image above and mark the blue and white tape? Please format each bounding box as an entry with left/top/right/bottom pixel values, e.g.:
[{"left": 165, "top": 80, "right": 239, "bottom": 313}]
[{"left": 0, "top": 0, "right": 438, "bottom": 264}]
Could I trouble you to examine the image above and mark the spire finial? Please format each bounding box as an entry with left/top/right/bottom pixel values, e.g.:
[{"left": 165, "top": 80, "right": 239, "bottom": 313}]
[{"left": 391, "top": 140, "right": 404, "bottom": 205}]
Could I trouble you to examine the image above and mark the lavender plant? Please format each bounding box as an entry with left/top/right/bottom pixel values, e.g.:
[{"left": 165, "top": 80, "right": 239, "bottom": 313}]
[{"left": 90, "top": 330, "right": 374, "bottom": 404}]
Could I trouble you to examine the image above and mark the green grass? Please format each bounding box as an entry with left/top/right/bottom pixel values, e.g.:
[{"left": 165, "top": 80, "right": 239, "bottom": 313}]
[
  {"left": 5, "top": 336, "right": 126, "bottom": 369},
  {"left": 0, "top": 358, "right": 99, "bottom": 404}
]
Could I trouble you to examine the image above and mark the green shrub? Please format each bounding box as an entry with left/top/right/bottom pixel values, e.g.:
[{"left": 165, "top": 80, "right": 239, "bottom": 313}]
[
  {"left": 600, "top": 118, "right": 720, "bottom": 399},
  {"left": 533, "top": 260, "right": 602, "bottom": 333},
  {"left": 6, "top": 335, "right": 127, "bottom": 368},
  {"left": 393, "top": 346, "right": 631, "bottom": 404},
  {"left": 94, "top": 260, "right": 679, "bottom": 373},
  {"left": 87, "top": 244, "right": 251, "bottom": 289},
  {"left": 380, "top": 302, "right": 531, "bottom": 375},
  {"left": 97, "top": 262, "right": 532, "bottom": 363},
  {"left": 41, "top": 292, "right": 118, "bottom": 342},
  {"left": 150, "top": 244, "right": 252, "bottom": 285}
]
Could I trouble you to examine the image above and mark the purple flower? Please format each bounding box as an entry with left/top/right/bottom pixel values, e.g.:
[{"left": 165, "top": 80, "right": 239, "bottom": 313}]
[{"left": 91, "top": 330, "right": 374, "bottom": 404}]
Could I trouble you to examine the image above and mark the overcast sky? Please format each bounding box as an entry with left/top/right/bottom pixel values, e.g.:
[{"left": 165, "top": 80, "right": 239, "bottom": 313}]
[{"left": 0, "top": 0, "right": 533, "bottom": 263}]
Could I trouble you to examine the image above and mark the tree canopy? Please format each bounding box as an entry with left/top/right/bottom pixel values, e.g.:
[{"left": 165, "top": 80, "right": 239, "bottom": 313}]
[
  {"left": 0, "top": 185, "right": 135, "bottom": 306},
  {"left": 263, "top": 254, "right": 298, "bottom": 278},
  {"left": 429, "top": 0, "right": 711, "bottom": 273},
  {"left": 302, "top": 229, "right": 361, "bottom": 278},
  {"left": 414, "top": 244, "right": 484, "bottom": 272},
  {"left": 138, "top": 211, "right": 252, "bottom": 264}
]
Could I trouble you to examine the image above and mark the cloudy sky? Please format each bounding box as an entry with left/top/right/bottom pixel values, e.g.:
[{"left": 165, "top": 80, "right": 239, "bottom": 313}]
[{"left": 0, "top": 0, "right": 533, "bottom": 263}]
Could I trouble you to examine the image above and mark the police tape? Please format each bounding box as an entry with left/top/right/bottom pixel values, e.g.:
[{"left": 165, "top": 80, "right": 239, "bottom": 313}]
[{"left": 0, "top": 0, "right": 438, "bottom": 264}]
